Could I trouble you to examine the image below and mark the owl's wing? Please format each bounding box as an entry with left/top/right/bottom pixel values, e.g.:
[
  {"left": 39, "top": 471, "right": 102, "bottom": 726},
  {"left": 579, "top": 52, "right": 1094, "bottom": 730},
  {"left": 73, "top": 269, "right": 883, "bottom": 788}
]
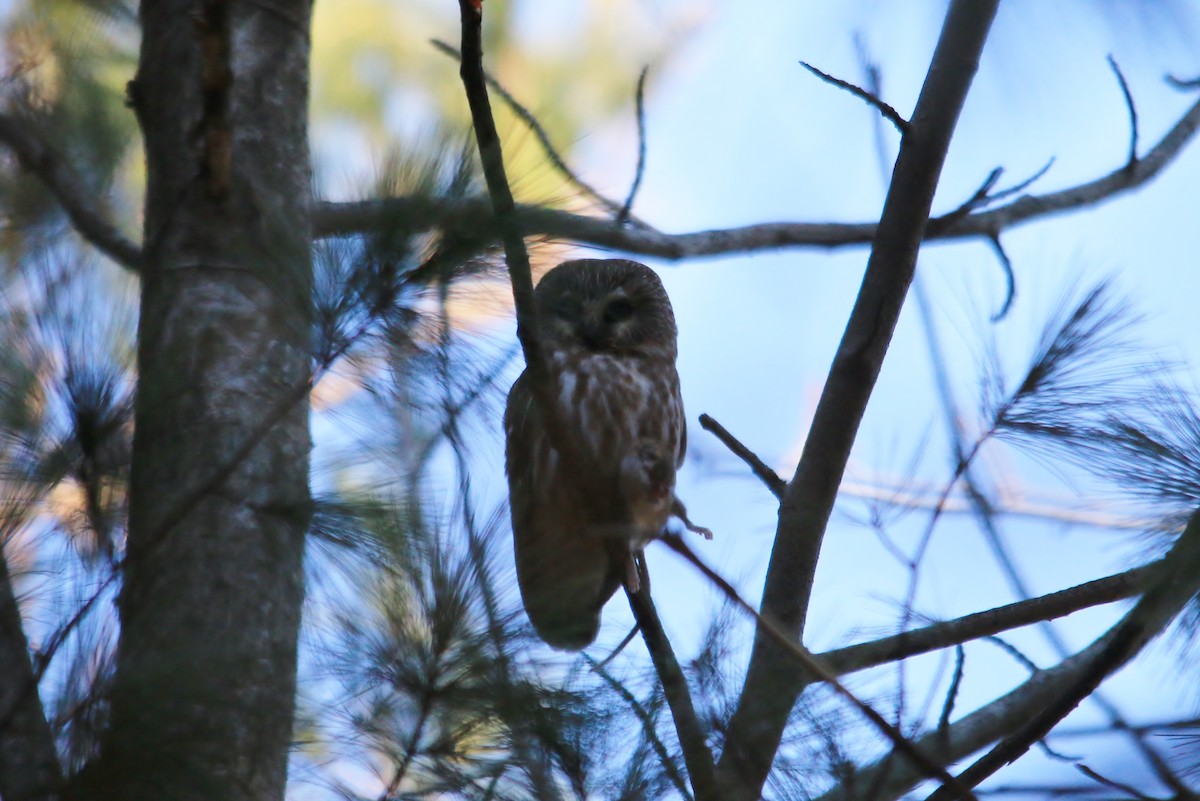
[
  {"left": 677, "top": 408, "right": 687, "bottom": 469},
  {"left": 505, "top": 372, "right": 623, "bottom": 650}
]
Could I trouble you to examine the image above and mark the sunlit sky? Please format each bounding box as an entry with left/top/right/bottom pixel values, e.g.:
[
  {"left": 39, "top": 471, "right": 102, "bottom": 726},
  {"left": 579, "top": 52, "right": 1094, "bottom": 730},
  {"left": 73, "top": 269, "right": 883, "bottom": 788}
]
[{"left": 440, "top": 1, "right": 1200, "bottom": 794}]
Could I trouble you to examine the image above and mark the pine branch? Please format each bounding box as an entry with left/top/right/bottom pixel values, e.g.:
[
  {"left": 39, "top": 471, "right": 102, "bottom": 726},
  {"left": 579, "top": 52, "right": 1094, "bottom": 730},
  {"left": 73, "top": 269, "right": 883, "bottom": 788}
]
[
  {"left": 0, "top": 113, "right": 142, "bottom": 270},
  {"left": 0, "top": 542, "right": 64, "bottom": 801}
]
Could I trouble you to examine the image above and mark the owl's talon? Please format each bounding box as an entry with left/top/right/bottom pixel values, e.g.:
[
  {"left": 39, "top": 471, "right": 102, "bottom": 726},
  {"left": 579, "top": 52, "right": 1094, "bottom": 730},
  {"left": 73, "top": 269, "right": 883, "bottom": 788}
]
[
  {"left": 624, "top": 554, "right": 641, "bottom": 594},
  {"left": 671, "top": 495, "right": 714, "bottom": 540}
]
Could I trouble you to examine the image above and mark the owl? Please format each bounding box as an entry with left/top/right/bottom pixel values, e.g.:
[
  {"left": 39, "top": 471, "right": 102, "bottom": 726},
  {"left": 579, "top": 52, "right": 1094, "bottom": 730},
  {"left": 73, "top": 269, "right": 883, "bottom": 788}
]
[{"left": 504, "top": 258, "right": 686, "bottom": 650}]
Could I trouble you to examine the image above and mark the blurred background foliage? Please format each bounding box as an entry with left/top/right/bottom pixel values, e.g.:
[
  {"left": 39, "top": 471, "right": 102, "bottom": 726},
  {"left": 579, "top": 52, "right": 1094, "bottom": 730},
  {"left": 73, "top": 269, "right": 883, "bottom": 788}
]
[{"left": 0, "top": 1, "right": 723, "bottom": 799}]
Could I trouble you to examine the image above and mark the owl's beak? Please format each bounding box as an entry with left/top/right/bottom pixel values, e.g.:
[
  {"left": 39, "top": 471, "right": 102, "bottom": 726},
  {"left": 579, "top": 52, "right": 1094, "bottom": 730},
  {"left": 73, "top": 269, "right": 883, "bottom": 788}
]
[{"left": 578, "top": 320, "right": 607, "bottom": 350}]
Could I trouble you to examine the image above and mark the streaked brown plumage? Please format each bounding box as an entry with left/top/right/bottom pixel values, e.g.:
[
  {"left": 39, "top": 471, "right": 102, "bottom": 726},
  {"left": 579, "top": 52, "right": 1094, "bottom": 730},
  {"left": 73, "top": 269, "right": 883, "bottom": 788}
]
[{"left": 504, "top": 259, "right": 685, "bottom": 650}]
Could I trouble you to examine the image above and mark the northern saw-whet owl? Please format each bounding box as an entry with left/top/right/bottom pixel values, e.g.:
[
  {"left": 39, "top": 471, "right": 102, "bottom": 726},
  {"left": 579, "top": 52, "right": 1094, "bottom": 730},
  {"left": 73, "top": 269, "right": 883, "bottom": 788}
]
[{"left": 504, "top": 259, "right": 686, "bottom": 650}]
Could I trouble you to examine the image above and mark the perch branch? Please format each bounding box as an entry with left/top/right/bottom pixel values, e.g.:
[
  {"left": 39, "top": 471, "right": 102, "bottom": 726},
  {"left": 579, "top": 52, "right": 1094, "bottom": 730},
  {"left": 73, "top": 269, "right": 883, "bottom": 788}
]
[
  {"left": 0, "top": 114, "right": 142, "bottom": 270},
  {"left": 624, "top": 563, "right": 717, "bottom": 801},
  {"left": 716, "top": 4, "right": 1001, "bottom": 798},
  {"left": 456, "top": 5, "right": 713, "bottom": 798}
]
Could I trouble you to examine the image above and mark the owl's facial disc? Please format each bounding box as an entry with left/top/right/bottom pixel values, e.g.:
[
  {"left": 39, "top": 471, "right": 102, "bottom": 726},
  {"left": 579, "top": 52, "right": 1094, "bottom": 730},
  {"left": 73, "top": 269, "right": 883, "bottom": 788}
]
[{"left": 578, "top": 290, "right": 640, "bottom": 351}]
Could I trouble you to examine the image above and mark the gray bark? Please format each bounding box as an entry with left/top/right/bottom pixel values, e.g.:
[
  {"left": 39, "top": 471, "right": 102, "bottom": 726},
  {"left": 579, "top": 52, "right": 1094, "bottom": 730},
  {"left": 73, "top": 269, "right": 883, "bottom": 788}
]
[{"left": 89, "top": 2, "right": 314, "bottom": 799}]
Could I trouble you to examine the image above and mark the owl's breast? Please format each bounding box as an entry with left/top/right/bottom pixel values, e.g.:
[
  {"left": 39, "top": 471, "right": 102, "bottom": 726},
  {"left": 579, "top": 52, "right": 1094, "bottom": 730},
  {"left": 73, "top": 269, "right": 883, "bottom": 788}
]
[{"left": 552, "top": 350, "right": 683, "bottom": 473}]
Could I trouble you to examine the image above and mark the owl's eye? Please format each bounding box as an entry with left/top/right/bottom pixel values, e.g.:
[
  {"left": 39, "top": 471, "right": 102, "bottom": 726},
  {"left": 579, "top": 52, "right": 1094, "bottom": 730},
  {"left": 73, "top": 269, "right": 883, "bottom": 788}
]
[
  {"left": 548, "top": 300, "right": 580, "bottom": 321},
  {"left": 603, "top": 298, "right": 635, "bottom": 324}
]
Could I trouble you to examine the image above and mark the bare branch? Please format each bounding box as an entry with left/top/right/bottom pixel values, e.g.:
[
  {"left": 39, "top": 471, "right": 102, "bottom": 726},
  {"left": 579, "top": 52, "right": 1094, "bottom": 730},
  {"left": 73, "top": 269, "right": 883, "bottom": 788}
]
[
  {"left": 938, "top": 646, "right": 966, "bottom": 737},
  {"left": 1107, "top": 55, "right": 1139, "bottom": 167},
  {"left": 454, "top": 0, "right": 588, "bottom": 493},
  {"left": 698, "top": 413, "right": 786, "bottom": 500},
  {"left": 800, "top": 60, "right": 909, "bottom": 134},
  {"left": 456, "top": 6, "right": 714, "bottom": 798},
  {"left": 815, "top": 562, "right": 1154, "bottom": 676},
  {"left": 717, "top": 5, "right": 1000, "bottom": 798},
  {"left": 0, "top": 113, "right": 142, "bottom": 270},
  {"left": 315, "top": 91, "right": 1200, "bottom": 261}
]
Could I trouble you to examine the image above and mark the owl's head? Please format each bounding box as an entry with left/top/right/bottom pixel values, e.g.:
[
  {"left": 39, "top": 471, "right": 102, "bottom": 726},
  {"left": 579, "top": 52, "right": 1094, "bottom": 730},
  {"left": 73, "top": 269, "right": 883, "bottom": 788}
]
[{"left": 533, "top": 259, "right": 677, "bottom": 359}]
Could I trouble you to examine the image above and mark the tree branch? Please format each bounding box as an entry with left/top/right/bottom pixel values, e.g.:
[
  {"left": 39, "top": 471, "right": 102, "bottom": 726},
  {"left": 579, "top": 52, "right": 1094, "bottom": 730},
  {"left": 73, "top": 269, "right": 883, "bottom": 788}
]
[
  {"left": 816, "top": 561, "right": 1156, "bottom": 676},
  {"left": 313, "top": 93, "right": 1200, "bottom": 260},
  {"left": 659, "top": 535, "right": 977, "bottom": 801},
  {"left": 585, "top": 655, "right": 694, "bottom": 801},
  {"left": 698, "top": 413, "right": 786, "bottom": 500},
  {"left": 624, "top": 564, "right": 717, "bottom": 801},
  {"left": 0, "top": 543, "right": 64, "bottom": 801},
  {"left": 0, "top": 113, "right": 142, "bottom": 270},
  {"left": 813, "top": 513, "right": 1200, "bottom": 801},
  {"left": 924, "top": 513, "right": 1200, "bottom": 801},
  {"left": 715, "top": 4, "right": 1000, "bottom": 798}
]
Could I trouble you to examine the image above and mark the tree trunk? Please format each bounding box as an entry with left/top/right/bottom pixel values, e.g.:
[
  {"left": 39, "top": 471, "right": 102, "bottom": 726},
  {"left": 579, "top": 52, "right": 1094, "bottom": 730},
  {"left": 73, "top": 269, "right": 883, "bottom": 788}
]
[{"left": 93, "top": 2, "right": 313, "bottom": 799}]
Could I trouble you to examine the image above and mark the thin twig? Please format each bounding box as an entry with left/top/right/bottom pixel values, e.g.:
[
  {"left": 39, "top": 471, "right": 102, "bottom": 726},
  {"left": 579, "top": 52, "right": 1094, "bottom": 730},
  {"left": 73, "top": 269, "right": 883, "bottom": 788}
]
[
  {"left": 592, "top": 624, "right": 641, "bottom": 671},
  {"left": 938, "top": 645, "right": 965, "bottom": 737},
  {"left": 0, "top": 113, "right": 142, "bottom": 270},
  {"left": 1076, "top": 765, "right": 1159, "bottom": 801},
  {"left": 987, "top": 234, "right": 1015, "bottom": 321},
  {"left": 983, "top": 635, "right": 1042, "bottom": 674},
  {"left": 1107, "top": 56, "right": 1139, "bottom": 167},
  {"left": 800, "top": 60, "right": 908, "bottom": 134},
  {"left": 617, "top": 66, "right": 650, "bottom": 225},
  {"left": 1166, "top": 73, "right": 1200, "bottom": 90},
  {"left": 698, "top": 413, "right": 786, "bottom": 500},
  {"left": 430, "top": 39, "right": 648, "bottom": 227}
]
